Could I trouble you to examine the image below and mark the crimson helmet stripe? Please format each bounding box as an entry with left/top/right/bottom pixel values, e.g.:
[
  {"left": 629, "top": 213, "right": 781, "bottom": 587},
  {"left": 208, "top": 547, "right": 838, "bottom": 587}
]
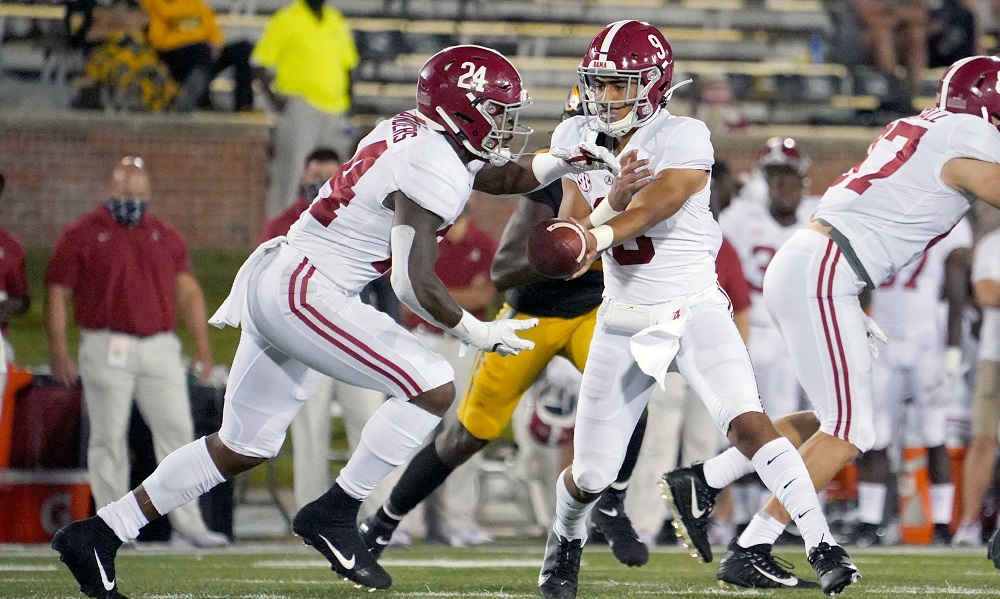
[
  {"left": 597, "top": 20, "right": 631, "bottom": 60},
  {"left": 938, "top": 55, "right": 981, "bottom": 110}
]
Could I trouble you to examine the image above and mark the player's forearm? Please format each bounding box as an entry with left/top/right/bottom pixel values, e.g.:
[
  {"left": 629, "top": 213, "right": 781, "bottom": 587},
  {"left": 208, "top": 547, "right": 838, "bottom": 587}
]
[
  {"left": 179, "top": 290, "right": 212, "bottom": 357},
  {"left": 44, "top": 287, "right": 70, "bottom": 356},
  {"left": 975, "top": 279, "right": 1000, "bottom": 308}
]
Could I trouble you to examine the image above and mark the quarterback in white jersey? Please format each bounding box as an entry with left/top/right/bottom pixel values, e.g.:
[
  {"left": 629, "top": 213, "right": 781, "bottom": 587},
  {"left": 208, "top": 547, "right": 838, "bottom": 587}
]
[
  {"left": 50, "top": 45, "right": 623, "bottom": 598},
  {"left": 720, "top": 138, "right": 812, "bottom": 418},
  {"left": 855, "top": 219, "right": 973, "bottom": 544},
  {"left": 672, "top": 56, "right": 1000, "bottom": 583},
  {"left": 539, "top": 21, "right": 856, "bottom": 599}
]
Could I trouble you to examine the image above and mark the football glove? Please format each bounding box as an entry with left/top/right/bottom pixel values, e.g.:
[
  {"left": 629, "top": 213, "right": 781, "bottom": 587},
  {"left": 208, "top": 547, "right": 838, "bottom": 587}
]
[
  {"left": 861, "top": 312, "right": 888, "bottom": 361},
  {"left": 550, "top": 142, "right": 622, "bottom": 177},
  {"left": 451, "top": 312, "right": 538, "bottom": 357}
]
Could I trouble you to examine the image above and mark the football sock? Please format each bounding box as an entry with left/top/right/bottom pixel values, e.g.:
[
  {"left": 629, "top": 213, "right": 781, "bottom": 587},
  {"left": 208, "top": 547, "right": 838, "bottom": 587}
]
[
  {"left": 386, "top": 442, "right": 455, "bottom": 515},
  {"left": 857, "top": 482, "right": 887, "bottom": 525},
  {"left": 703, "top": 447, "right": 754, "bottom": 490},
  {"left": 97, "top": 492, "right": 148, "bottom": 543},
  {"left": 615, "top": 409, "right": 647, "bottom": 483},
  {"left": 138, "top": 436, "right": 226, "bottom": 530},
  {"left": 931, "top": 484, "right": 955, "bottom": 524},
  {"left": 750, "top": 437, "right": 835, "bottom": 551},
  {"left": 336, "top": 397, "right": 441, "bottom": 500},
  {"left": 553, "top": 469, "right": 592, "bottom": 541},
  {"left": 737, "top": 512, "right": 787, "bottom": 548}
]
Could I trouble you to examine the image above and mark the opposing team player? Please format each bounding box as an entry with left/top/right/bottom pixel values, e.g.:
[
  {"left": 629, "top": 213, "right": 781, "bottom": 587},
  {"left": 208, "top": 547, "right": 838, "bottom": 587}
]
[
  {"left": 360, "top": 89, "right": 651, "bottom": 569},
  {"left": 538, "top": 20, "right": 856, "bottom": 599},
  {"left": 664, "top": 54, "right": 1000, "bottom": 587},
  {"left": 50, "top": 45, "right": 621, "bottom": 598},
  {"left": 855, "top": 220, "right": 972, "bottom": 546}
]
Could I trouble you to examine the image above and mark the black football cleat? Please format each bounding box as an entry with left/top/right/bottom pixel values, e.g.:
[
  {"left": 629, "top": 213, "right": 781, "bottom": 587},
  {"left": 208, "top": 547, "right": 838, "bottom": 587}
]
[
  {"left": 359, "top": 512, "right": 399, "bottom": 560},
  {"left": 660, "top": 464, "right": 719, "bottom": 563},
  {"left": 51, "top": 516, "right": 130, "bottom": 599},
  {"left": 807, "top": 541, "right": 860, "bottom": 595},
  {"left": 591, "top": 487, "right": 648, "bottom": 567},
  {"left": 716, "top": 539, "right": 820, "bottom": 590},
  {"left": 538, "top": 527, "right": 583, "bottom": 599},
  {"left": 293, "top": 501, "right": 392, "bottom": 590},
  {"left": 987, "top": 527, "right": 1000, "bottom": 571}
]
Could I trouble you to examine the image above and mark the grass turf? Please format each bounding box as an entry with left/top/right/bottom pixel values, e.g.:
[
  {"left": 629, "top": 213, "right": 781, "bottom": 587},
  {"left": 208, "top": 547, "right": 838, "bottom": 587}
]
[{"left": 3, "top": 540, "right": 1000, "bottom": 599}]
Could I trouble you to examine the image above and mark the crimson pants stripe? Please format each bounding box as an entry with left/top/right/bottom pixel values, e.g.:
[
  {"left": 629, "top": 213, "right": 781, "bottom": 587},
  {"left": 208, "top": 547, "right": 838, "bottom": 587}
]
[
  {"left": 825, "top": 251, "right": 852, "bottom": 439},
  {"left": 816, "top": 240, "right": 847, "bottom": 439},
  {"left": 286, "top": 258, "right": 420, "bottom": 398}
]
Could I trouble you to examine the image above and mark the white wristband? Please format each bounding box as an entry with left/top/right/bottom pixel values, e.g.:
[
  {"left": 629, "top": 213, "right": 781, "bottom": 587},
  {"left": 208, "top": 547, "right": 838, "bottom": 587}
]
[
  {"left": 590, "top": 225, "right": 614, "bottom": 252},
  {"left": 531, "top": 152, "right": 570, "bottom": 186},
  {"left": 589, "top": 200, "right": 622, "bottom": 227},
  {"left": 944, "top": 346, "right": 962, "bottom": 373},
  {"left": 448, "top": 310, "right": 488, "bottom": 346}
]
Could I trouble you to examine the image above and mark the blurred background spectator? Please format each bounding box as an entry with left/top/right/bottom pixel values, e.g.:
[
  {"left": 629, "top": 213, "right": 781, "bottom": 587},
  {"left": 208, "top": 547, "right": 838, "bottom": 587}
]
[
  {"left": 142, "top": 0, "right": 253, "bottom": 112},
  {"left": 44, "top": 155, "right": 226, "bottom": 548},
  {"left": 0, "top": 171, "right": 30, "bottom": 365},
  {"left": 251, "top": 0, "right": 359, "bottom": 215},
  {"left": 853, "top": 0, "right": 929, "bottom": 113}
]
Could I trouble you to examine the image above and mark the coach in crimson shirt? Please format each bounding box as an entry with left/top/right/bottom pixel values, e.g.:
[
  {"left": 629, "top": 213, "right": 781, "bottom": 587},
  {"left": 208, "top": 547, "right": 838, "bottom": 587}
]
[
  {"left": 0, "top": 172, "right": 30, "bottom": 342},
  {"left": 43, "top": 156, "right": 227, "bottom": 548}
]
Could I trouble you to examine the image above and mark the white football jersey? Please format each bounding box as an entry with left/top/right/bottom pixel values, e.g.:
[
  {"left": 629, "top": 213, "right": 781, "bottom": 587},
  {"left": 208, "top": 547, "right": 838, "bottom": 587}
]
[
  {"left": 871, "top": 217, "right": 973, "bottom": 335},
  {"left": 973, "top": 228, "right": 1000, "bottom": 361},
  {"left": 719, "top": 200, "right": 810, "bottom": 327},
  {"left": 551, "top": 111, "right": 718, "bottom": 304},
  {"left": 816, "top": 109, "right": 1000, "bottom": 286},
  {"left": 286, "top": 111, "right": 483, "bottom": 294}
]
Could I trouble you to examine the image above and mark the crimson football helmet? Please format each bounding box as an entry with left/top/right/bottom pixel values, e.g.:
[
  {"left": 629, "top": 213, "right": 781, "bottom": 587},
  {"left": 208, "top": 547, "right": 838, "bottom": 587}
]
[
  {"left": 577, "top": 20, "right": 678, "bottom": 136},
  {"left": 936, "top": 55, "right": 1000, "bottom": 131},
  {"left": 416, "top": 45, "right": 532, "bottom": 165},
  {"left": 758, "top": 137, "right": 810, "bottom": 178}
]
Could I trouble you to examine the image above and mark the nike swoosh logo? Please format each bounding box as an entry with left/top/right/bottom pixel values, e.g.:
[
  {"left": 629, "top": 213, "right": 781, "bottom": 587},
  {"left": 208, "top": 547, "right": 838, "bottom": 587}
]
[
  {"left": 375, "top": 535, "right": 391, "bottom": 546},
  {"left": 690, "top": 479, "right": 706, "bottom": 518},
  {"left": 597, "top": 507, "right": 619, "bottom": 518},
  {"left": 94, "top": 549, "right": 114, "bottom": 591},
  {"left": 751, "top": 563, "right": 799, "bottom": 586},
  {"left": 797, "top": 508, "right": 814, "bottom": 519},
  {"left": 318, "top": 534, "right": 356, "bottom": 570},
  {"left": 766, "top": 450, "right": 789, "bottom": 465},
  {"left": 783, "top": 478, "right": 796, "bottom": 490}
]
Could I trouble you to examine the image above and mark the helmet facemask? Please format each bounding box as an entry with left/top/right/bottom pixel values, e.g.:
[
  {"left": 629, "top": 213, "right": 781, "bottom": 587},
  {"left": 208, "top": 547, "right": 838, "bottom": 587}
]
[
  {"left": 578, "top": 66, "right": 662, "bottom": 137},
  {"left": 476, "top": 95, "right": 532, "bottom": 166}
]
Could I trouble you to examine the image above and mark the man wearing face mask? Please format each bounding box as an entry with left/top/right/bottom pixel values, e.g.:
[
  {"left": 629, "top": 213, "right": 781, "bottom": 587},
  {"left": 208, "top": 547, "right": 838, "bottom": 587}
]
[
  {"left": 251, "top": 0, "right": 359, "bottom": 216},
  {"left": 45, "top": 156, "right": 227, "bottom": 548}
]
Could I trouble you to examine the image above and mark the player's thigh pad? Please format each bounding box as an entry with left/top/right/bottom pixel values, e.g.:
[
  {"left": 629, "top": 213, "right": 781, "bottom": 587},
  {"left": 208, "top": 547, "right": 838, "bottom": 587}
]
[
  {"left": 249, "top": 246, "right": 454, "bottom": 400},
  {"left": 763, "top": 231, "right": 875, "bottom": 452},
  {"left": 675, "top": 292, "right": 763, "bottom": 435},
  {"left": 573, "top": 314, "right": 654, "bottom": 494}
]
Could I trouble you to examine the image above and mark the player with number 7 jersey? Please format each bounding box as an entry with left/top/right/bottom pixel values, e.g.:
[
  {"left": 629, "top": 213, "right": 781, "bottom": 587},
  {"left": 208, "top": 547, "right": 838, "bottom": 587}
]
[{"left": 665, "top": 55, "right": 1000, "bottom": 595}]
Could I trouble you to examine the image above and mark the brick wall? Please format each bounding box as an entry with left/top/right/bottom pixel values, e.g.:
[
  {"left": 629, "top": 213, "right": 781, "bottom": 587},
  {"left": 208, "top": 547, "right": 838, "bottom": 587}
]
[{"left": 0, "top": 112, "right": 271, "bottom": 251}]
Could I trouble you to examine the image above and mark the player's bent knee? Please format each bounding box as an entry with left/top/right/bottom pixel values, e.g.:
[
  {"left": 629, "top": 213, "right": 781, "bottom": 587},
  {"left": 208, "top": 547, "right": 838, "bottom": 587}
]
[
  {"left": 209, "top": 432, "right": 272, "bottom": 475},
  {"left": 574, "top": 468, "right": 610, "bottom": 496},
  {"left": 412, "top": 382, "right": 456, "bottom": 417},
  {"left": 435, "top": 421, "right": 489, "bottom": 466}
]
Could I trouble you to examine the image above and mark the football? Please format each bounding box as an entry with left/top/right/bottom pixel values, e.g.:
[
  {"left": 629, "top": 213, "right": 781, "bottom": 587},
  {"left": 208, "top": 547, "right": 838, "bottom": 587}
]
[{"left": 526, "top": 218, "right": 588, "bottom": 279}]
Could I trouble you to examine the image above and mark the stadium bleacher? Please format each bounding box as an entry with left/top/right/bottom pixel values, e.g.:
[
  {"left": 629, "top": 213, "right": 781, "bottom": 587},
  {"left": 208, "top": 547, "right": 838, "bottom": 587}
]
[{"left": 0, "top": 0, "right": 963, "bottom": 127}]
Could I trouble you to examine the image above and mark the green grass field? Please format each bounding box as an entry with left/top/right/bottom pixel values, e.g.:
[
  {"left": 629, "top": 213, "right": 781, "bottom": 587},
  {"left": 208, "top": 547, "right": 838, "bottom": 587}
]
[{"left": 3, "top": 541, "right": 1000, "bottom": 599}]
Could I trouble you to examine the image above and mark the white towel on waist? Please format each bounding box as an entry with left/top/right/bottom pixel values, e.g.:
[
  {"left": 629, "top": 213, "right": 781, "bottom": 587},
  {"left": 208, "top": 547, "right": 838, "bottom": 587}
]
[
  {"left": 209, "top": 236, "right": 286, "bottom": 329},
  {"left": 629, "top": 308, "right": 690, "bottom": 390}
]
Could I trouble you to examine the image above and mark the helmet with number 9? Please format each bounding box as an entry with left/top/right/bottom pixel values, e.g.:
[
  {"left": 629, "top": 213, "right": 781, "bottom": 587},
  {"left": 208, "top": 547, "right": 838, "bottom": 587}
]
[
  {"left": 416, "top": 45, "right": 533, "bottom": 166},
  {"left": 936, "top": 55, "right": 1000, "bottom": 131},
  {"left": 578, "top": 20, "right": 675, "bottom": 137}
]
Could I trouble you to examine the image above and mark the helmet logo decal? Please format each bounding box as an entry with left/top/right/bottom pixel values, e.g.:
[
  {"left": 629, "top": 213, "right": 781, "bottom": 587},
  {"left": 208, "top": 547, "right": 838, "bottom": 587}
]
[{"left": 457, "top": 62, "right": 488, "bottom": 92}]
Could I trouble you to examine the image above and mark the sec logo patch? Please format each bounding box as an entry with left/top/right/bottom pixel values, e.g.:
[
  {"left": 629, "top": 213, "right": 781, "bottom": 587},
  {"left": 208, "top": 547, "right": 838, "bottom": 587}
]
[{"left": 577, "top": 173, "right": 592, "bottom": 193}]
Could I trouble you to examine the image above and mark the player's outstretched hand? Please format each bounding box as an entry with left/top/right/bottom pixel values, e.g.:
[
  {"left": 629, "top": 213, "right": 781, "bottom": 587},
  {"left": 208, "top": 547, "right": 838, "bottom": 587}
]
[
  {"left": 550, "top": 142, "right": 622, "bottom": 176},
  {"left": 463, "top": 318, "right": 539, "bottom": 357},
  {"left": 566, "top": 216, "right": 600, "bottom": 280}
]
